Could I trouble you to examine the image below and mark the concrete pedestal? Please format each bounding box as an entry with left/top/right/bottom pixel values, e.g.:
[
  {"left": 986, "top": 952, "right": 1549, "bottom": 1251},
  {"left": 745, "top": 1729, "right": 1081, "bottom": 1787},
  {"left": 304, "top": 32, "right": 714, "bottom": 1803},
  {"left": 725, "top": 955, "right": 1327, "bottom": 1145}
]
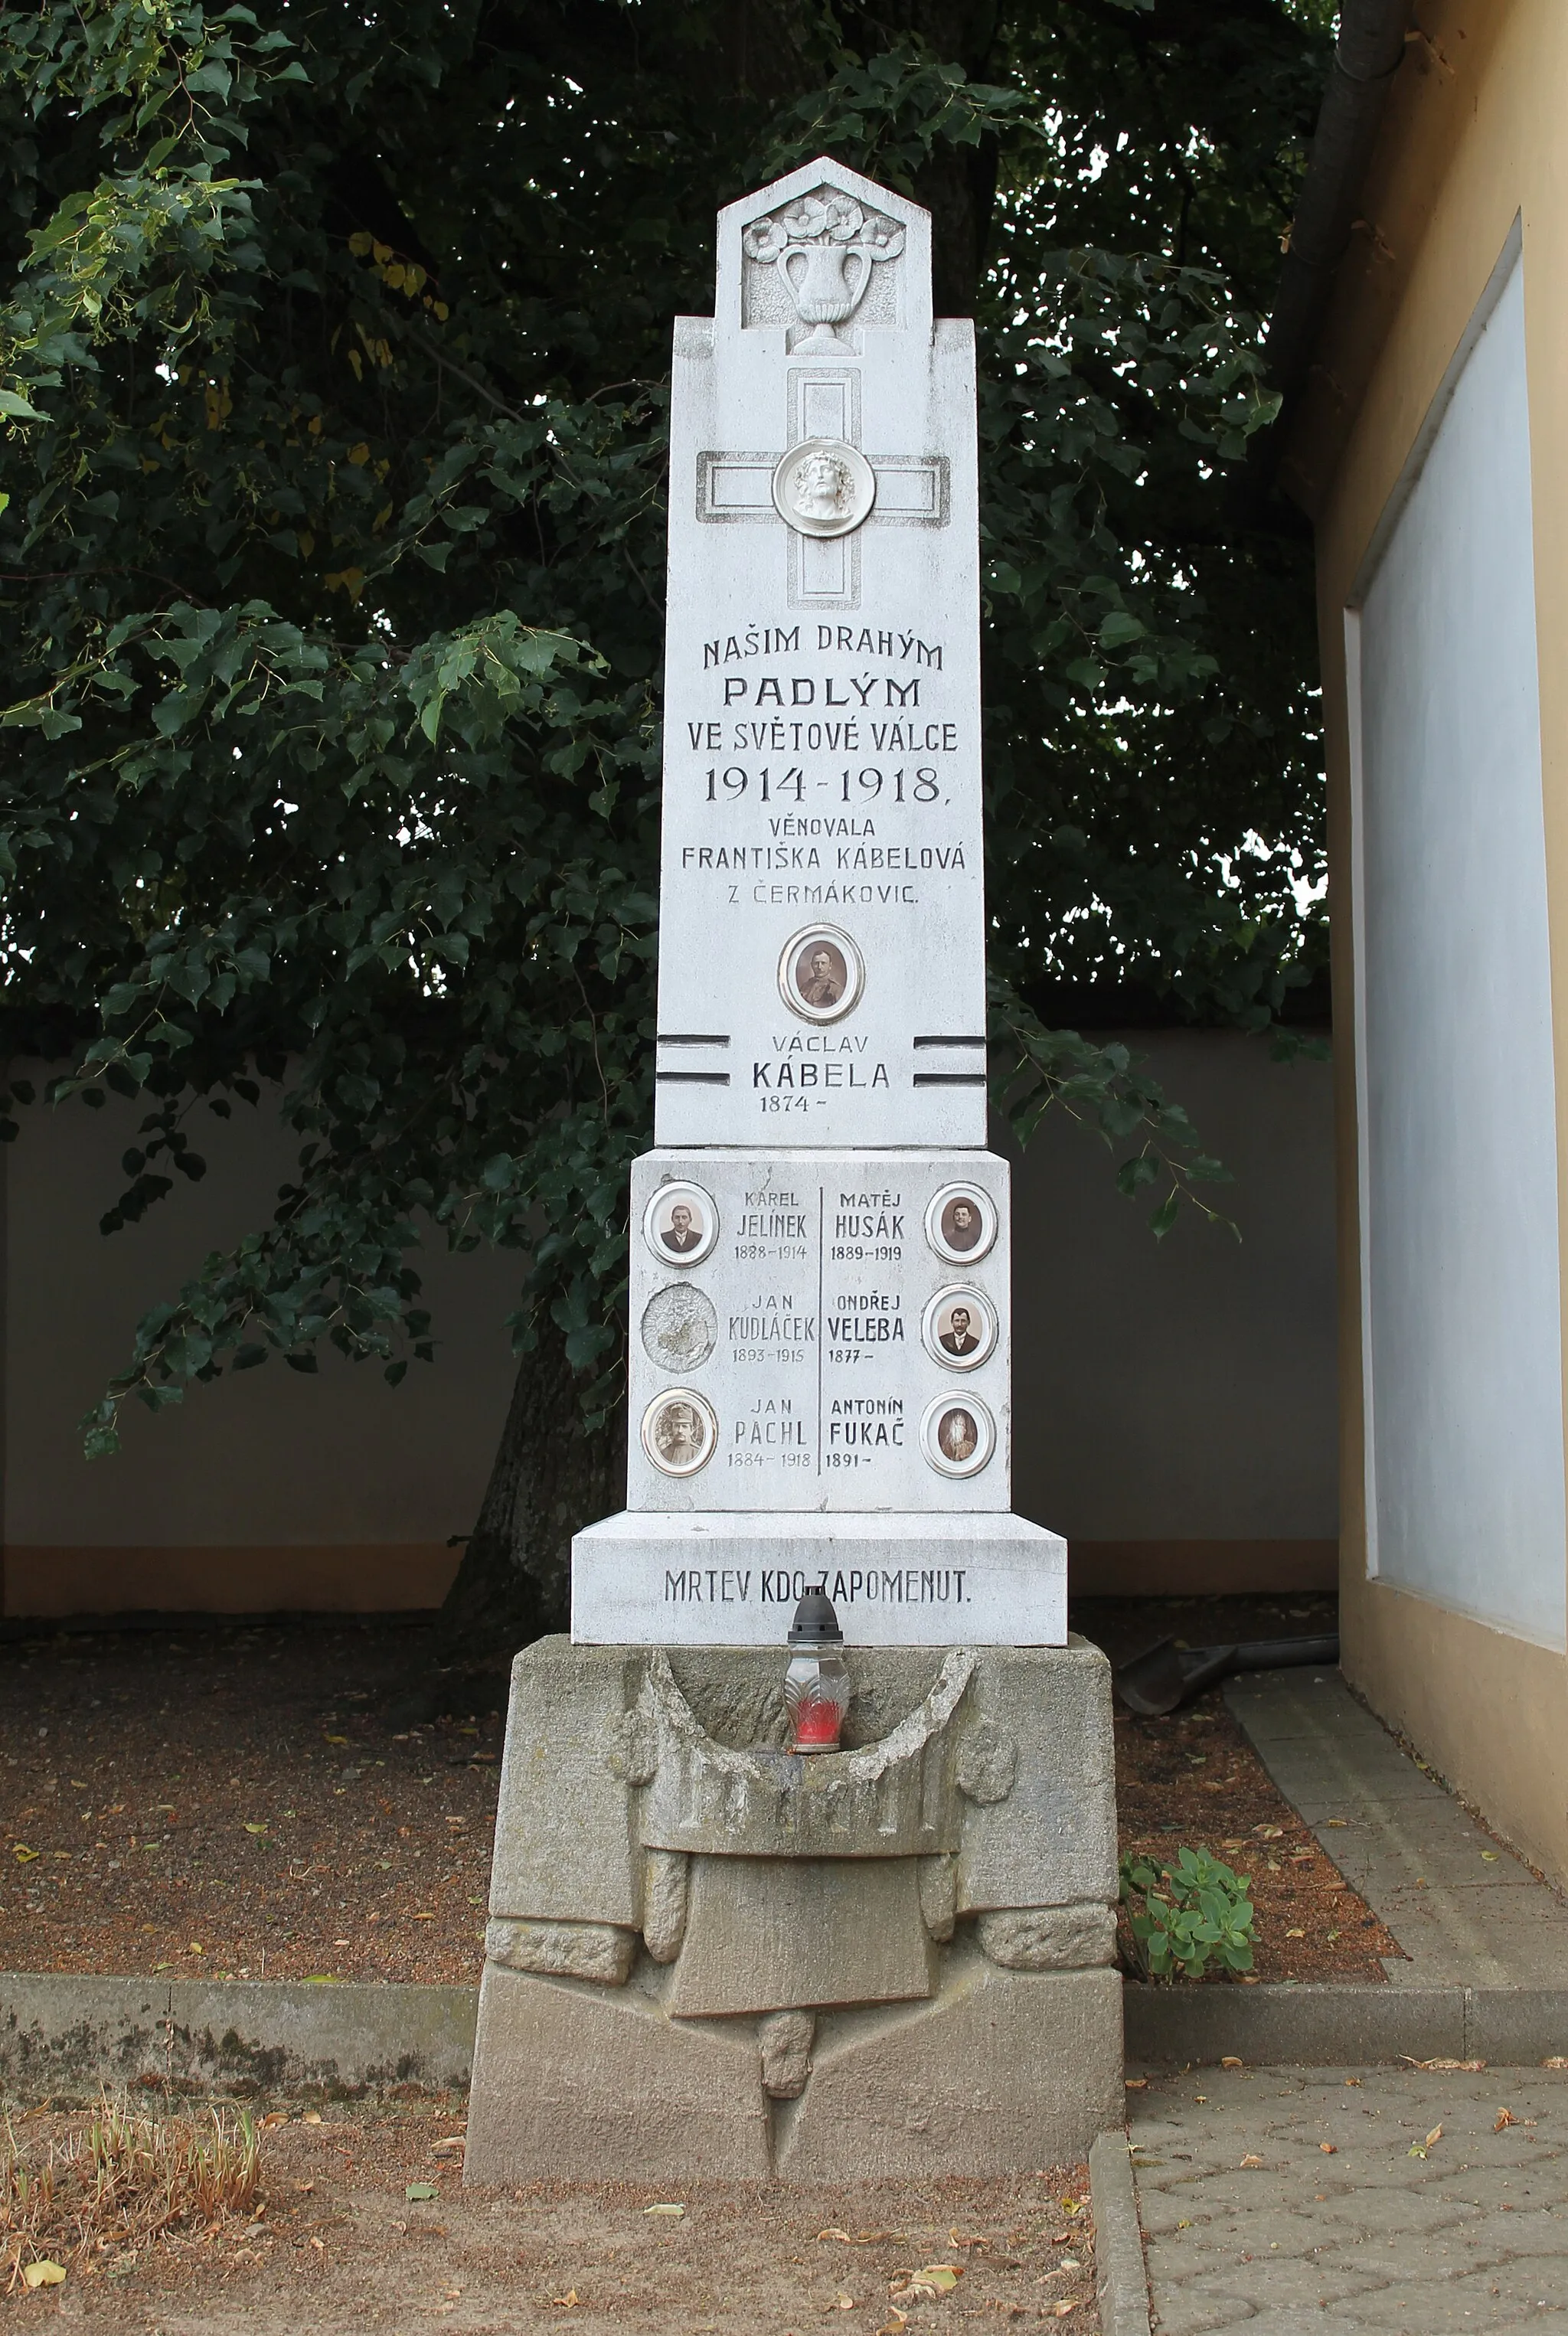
[{"left": 466, "top": 1636, "right": 1123, "bottom": 2182}]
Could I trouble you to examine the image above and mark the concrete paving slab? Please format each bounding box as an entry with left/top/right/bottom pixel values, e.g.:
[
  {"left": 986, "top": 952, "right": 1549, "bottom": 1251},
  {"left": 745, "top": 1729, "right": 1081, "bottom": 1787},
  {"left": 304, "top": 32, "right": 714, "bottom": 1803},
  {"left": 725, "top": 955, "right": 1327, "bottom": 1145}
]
[
  {"left": 1469, "top": 1987, "right": 1568, "bottom": 2062},
  {"left": 1125, "top": 1980, "right": 1467, "bottom": 2066},
  {"left": 1131, "top": 2067, "right": 1568, "bottom": 2336},
  {"left": 0, "top": 1972, "right": 169, "bottom": 2096},
  {"left": 0, "top": 1972, "right": 478, "bottom": 2102},
  {"left": 1223, "top": 1672, "right": 1568, "bottom": 1991}
]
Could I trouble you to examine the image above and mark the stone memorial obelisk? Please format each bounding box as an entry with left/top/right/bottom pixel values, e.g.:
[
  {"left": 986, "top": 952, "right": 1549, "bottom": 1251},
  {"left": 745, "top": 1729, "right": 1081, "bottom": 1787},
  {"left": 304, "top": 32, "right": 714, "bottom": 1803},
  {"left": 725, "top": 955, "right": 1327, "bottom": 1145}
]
[{"left": 466, "top": 161, "right": 1122, "bottom": 2183}]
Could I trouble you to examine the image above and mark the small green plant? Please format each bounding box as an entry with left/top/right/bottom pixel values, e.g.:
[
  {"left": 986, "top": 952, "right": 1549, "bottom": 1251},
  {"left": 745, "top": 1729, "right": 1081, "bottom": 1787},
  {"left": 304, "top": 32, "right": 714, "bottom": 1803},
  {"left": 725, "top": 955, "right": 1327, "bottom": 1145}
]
[{"left": 1118, "top": 1845, "right": 1256, "bottom": 1982}]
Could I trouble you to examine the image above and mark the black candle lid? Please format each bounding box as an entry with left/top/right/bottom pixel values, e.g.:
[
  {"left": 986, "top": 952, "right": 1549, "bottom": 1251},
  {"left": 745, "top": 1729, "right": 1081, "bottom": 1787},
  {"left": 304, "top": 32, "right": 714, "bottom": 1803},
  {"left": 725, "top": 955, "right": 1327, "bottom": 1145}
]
[{"left": 788, "top": 1586, "right": 844, "bottom": 1646}]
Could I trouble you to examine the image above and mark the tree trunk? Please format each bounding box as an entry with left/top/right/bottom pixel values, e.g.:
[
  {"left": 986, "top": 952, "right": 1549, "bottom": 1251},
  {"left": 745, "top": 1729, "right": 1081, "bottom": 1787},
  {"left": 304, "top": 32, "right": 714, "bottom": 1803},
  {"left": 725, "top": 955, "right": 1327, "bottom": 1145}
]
[{"left": 405, "top": 1318, "right": 623, "bottom": 1709}]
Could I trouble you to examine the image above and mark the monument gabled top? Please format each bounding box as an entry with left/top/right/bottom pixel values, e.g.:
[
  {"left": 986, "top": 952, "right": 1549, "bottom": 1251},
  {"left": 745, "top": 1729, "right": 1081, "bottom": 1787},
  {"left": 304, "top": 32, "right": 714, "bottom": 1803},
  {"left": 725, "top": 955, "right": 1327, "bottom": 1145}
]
[{"left": 711, "top": 155, "right": 933, "bottom": 352}]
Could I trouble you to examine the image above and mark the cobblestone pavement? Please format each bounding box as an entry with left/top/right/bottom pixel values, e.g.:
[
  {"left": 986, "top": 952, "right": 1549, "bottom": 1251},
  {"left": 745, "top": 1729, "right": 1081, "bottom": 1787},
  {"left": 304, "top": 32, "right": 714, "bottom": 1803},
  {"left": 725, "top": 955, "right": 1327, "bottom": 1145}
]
[{"left": 1130, "top": 2063, "right": 1568, "bottom": 2334}]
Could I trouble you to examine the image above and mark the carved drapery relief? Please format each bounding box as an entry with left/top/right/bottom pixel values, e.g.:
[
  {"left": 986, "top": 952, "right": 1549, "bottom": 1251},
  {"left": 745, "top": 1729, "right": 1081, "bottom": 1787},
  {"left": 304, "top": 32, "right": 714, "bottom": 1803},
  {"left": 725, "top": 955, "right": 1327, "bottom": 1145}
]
[
  {"left": 742, "top": 190, "right": 905, "bottom": 349},
  {"left": 759, "top": 2009, "right": 815, "bottom": 2099},
  {"left": 642, "top": 1848, "right": 690, "bottom": 1963},
  {"left": 485, "top": 1916, "right": 635, "bottom": 1986},
  {"left": 977, "top": 1905, "right": 1117, "bottom": 1971}
]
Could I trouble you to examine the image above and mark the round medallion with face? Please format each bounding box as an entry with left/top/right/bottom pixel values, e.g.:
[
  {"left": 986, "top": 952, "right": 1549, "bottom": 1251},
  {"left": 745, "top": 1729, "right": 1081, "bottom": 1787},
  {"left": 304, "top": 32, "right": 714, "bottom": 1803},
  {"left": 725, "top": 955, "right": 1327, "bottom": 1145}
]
[
  {"left": 920, "top": 1390, "right": 996, "bottom": 1478},
  {"left": 924, "top": 1181, "right": 998, "bottom": 1266},
  {"left": 642, "top": 1181, "right": 719, "bottom": 1268},
  {"left": 921, "top": 1284, "right": 998, "bottom": 1373},
  {"left": 779, "top": 923, "right": 864, "bottom": 1024},
  {"left": 640, "top": 1387, "right": 718, "bottom": 1478},
  {"left": 770, "top": 439, "right": 877, "bottom": 538}
]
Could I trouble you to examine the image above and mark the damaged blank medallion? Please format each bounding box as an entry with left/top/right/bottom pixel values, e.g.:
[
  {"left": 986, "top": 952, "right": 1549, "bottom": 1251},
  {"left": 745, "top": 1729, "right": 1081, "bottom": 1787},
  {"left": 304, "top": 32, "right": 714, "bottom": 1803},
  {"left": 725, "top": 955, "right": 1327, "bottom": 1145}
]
[{"left": 641, "top": 1283, "right": 718, "bottom": 1373}]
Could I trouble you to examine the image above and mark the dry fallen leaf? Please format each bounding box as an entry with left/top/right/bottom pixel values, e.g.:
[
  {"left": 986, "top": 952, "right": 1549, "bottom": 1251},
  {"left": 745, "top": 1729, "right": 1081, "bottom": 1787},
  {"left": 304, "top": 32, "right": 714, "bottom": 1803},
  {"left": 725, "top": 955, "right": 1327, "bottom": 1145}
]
[
  {"left": 818, "top": 2229, "right": 854, "bottom": 2243},
  {"left": 432, "top": 2136, "right": 466, "bottom": 2156},
  {"left": 302, "top": 2110, "right": 322, "bottom": 2125},
  {"left": 1253, "top": 1825, "right": 1285, "bottom": 1840},
  {"left": 1426, "top": 2125, "right": 1443, "bottom": 2147},
  {"left": 896, "top": 2264, "right": 962, "bottom": 2298},
  {"left": 1544, "top": 2057, "right": 1568, "bottom": 2071},
  {"left": 1124, "top": 2076, "right": 1148, "bottom": 2091},
  {"left": 1495, "top": 2108, "right": 1517, "bottom": 2132},
  {"left": 1285, "top": 1927, "right": 1306, "bottom": 1939},
  {"left": 551, "top": 2289, "right": 580, "bottom": 2308},
  {"left": 643, "top": 2202, "right": 685, "bottom": 2218},
  {"left": 877, "top": 2314, "right": 909, "bottom": 2336},
  {"left": 835, "top": 2296, "right": 855, "bottom": 2311},
  {"left": 1220, "top": 2057, "right": 1243, "bottom": 2070},
  {"left": 1240, "top": 2155, "right": 1263, "bottom": 2169},
  {"left": 1050, "top": 2302, "right": 1080, "bottom": 2318},
  {"left": 22, "top": 2262, "right": 66, "bottom": 2289},
  {"left": 1319, "top": 2142, "right": 1336, "bottom": 2155}
]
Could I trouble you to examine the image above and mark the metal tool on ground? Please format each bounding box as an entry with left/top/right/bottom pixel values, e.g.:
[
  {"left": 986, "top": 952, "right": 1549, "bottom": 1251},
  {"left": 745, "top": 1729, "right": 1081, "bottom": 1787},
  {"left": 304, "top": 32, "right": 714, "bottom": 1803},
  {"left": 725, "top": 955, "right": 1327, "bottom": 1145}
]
[{"left": 1114, "top": 1633, "right": 1340, "bottom": 1717}]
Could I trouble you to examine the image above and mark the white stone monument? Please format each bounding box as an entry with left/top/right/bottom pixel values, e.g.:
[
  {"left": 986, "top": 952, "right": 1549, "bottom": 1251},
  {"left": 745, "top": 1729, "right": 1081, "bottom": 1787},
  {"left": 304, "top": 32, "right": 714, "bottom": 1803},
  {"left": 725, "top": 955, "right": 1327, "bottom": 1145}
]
[
  {"left": 467, "top": 162, "right": 1122, "bottom": 2184},
  {"left": 572, "top": 155, "right": 1066, "bottom": 1647}
]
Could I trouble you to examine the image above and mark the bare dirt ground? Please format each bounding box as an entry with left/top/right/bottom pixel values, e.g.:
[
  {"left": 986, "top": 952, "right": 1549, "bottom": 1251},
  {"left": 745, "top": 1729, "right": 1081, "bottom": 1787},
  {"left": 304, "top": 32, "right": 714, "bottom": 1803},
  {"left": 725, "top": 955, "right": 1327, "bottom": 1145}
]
[
  {"left": 1075, "top": 1593, "right": 1403, "bottom": 1984},
  {"left": 0, "top": 1622, "right": 499, "bottom": 1985},
  {"left": 0, "top": 1600, "right": 1397, "bottom": 1988},
  {"left": 1, "top": 2099, "right": 1099, "bottom": 2334}
]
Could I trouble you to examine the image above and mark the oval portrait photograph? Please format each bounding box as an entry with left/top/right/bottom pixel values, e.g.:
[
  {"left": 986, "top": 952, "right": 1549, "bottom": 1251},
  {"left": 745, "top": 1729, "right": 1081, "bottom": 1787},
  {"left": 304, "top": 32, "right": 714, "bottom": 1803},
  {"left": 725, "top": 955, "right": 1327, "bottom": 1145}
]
[
  {"left": 924, "top": 1181, "right": 998, "bottom": 1265},
  {"left": 642, "top": 1180, "right": 719, "bottom": 1267},
  {"left": 779, "top": 922, "right": 864, "bottom": 1024},
  {"left": 921, "top": 1284, "right": 998, "bottom": 1372},
  {"left": 640, "top": 1387, "right": 718, "bottom": 1478},
  {"left": 770, "top": 438, "right": 877, "bottom": 539},
  {"left": 920, "top": 1392, "right": 996, "bottom": 1478},
  {"left": 640, "top": 1283, "right": 718, "bottom": 1374}
]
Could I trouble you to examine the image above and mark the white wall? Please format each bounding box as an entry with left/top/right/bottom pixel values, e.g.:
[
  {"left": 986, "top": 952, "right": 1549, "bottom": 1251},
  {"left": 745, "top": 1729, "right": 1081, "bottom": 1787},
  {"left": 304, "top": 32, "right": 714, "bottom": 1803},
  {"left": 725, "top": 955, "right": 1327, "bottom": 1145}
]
[{"left": 1352, "top": 247, "right": 1566, "bottom": 1648}]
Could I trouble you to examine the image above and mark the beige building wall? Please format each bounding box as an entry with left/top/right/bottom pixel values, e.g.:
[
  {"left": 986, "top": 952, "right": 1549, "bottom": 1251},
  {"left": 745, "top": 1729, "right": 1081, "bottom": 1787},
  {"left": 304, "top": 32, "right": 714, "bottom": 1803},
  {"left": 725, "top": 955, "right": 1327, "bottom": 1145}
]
[
  {"left": 0, "top": 1074, "right": 518, "bottom": 1615},
  {"left": 0, "top": 1035, "right": 1338, "bottom": 1617},
  {"left": 1289, "top": 0, "right": 1568, "bottom": 1886}
]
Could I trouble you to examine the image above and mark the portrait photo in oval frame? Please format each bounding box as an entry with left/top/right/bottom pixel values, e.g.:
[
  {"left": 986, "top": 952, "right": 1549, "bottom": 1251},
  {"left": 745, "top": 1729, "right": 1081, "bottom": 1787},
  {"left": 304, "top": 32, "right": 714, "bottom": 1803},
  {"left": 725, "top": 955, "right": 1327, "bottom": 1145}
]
[
  {"left": 921, "top": 1284, "right": 998, "bottom": 1373},
  {"left": 639, "top": 1387, "right": 719, "bottom": 1478},
  {"left": 924, "top": 1181, "right": 998, "bottom": 1266},
  {"left": 778, "top": 922, "right": 864, "bottom": 1025},
  {"left": 642, "top": 1180, "right": 720, "bottom": 1268},
  {"left": 919, "top": 1391, "right": 996, "bottom": 1478}
]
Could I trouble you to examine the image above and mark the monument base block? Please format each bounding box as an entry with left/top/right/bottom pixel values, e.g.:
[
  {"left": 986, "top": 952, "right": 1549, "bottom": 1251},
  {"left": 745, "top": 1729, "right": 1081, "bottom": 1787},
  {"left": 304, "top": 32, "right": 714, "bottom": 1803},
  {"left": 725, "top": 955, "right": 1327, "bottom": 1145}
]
[
  {"left": 570, "top": 1509, "right": 1066, "bottom": 1645},
  {"left": 466, "top": 1635, "right": 1122, "bottom": 2184}
]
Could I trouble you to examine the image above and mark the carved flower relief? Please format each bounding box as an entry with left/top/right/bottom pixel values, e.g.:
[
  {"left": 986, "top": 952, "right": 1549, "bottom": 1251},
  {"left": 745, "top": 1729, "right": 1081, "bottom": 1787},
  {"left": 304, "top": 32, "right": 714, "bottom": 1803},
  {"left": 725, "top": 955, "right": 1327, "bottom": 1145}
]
[{"left": 743, "top": 192, "right": 905, "bottom": 262}]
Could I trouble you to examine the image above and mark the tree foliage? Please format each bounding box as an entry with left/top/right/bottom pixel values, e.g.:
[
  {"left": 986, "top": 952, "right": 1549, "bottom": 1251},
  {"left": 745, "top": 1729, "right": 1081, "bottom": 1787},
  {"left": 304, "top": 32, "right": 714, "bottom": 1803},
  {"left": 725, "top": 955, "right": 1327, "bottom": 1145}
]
[{"left": 0, "top": 0, "right": 1329, "bottom": 1467}]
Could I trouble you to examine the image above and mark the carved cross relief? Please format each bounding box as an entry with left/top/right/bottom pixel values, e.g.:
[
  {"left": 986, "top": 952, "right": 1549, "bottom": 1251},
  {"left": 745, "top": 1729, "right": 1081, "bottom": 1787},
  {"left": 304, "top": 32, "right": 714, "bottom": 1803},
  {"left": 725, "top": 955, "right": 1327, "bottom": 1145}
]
[{"left": 697, "top": 187, "right": 948, "bottom": 612}]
